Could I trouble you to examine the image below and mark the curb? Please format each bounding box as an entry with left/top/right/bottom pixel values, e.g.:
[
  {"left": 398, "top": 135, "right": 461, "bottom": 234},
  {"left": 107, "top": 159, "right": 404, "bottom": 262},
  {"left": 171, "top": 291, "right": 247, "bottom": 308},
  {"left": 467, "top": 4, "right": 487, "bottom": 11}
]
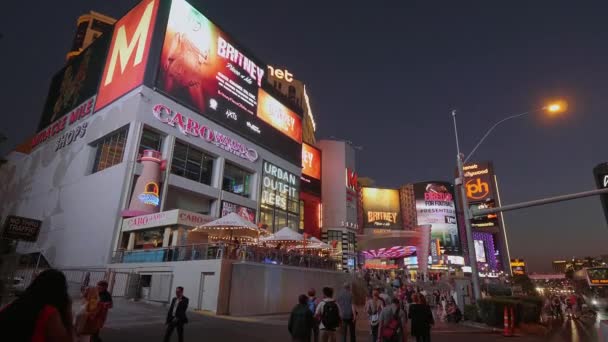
[{"left": 460, "top": 321, "right": 502, "bottom": 333}]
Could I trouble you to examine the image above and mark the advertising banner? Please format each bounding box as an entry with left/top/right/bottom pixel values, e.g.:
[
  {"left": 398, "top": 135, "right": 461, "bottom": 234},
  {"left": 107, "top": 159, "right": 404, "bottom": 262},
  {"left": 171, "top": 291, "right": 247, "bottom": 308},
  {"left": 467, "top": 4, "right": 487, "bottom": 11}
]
[
  {"left": 2, "top": 215, "right": 42, "bottom": 242},
  {"left": 463, "top": 162, "right": 495, "bottom": 203},
  {"left": 257, "top": 89, "right": 302, "bottom": 143},
  {"left": 95, "top": 0, "right": 160, "bottom": 111},
  {"left": 221, "top": 201, "right": 256, "bottom": 223},
  {"left": 156, "top": 0, "right": 301, "bottom": 164},
  {"left": 414, "top": 182, "right": 461, "bottom": 255},
  {"left": 361, "top": 188, "right": 402, "bottom": 230},
  {"left": 301, "top": 143, "right": 321, "bottom": 196},
  {"left": 39, "top": 34, "right": 110, "bottom": 131},
  {"left": 474, "top": 240, "right": 487, "bottom": 263}
]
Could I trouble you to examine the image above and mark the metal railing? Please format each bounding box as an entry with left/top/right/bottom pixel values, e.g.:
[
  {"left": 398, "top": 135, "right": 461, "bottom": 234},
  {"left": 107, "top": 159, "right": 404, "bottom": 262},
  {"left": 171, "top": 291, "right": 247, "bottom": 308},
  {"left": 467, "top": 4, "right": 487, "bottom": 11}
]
[{"left": 112, "top": 243, "right": 338, "bottom": 270}]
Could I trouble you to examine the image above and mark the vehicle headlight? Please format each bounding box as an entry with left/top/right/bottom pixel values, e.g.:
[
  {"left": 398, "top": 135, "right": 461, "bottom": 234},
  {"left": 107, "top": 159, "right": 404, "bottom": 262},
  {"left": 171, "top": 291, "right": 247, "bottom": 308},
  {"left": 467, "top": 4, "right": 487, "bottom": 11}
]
[{"left": 592, "top": 299, "right": 598, "bottom": 306}]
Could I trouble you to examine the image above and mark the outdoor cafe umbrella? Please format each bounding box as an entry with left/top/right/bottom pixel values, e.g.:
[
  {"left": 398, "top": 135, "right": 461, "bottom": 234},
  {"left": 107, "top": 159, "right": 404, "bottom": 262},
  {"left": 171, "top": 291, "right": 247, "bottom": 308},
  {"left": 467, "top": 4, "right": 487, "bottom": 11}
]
[
  {"left": 260, "top": 227, "right": 304, "bottom": 244},
  {"left": 193, "top": 212, "right": 265, "bottom": 240}
]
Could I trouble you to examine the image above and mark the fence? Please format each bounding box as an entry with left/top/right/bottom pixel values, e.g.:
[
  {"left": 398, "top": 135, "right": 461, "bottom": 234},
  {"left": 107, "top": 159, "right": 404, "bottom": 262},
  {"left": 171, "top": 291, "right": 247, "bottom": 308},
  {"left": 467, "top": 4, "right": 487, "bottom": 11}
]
[{"left": 112, "top": 243, "right": 338, "bottom": 270}]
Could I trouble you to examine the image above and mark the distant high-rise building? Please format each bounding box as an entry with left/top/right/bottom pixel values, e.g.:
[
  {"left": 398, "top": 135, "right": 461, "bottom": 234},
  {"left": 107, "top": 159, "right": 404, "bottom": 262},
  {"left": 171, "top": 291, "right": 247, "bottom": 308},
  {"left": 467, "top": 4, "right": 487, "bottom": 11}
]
[
  {"left": 552, "top": 260, "right": 567, "bottom": 273},
  {"left": 66, "top": 11, "right": 115, "bottom": 61}
]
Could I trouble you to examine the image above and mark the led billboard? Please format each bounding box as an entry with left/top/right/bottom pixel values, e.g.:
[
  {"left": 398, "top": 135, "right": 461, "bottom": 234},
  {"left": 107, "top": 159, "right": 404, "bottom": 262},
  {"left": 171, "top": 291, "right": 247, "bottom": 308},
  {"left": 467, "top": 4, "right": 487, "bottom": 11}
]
[
  {"left": 156, "top": 0, "right": 301, "bottom": 164},
  {"left": 413, "top": 182, "right": 461, "bottom": 255},
  {"left": 463, "top": 162, "right": 495, "bottom": 203},
  {"left": 221, "top": 201, "right": 256, "bottom": 223},
  {"left": 474, "top": 240, "right": 487, "bottom": 263},
  {"left": 361, "top": 188, "right": 402, "bottom": 230},
  {"left": 38, "top": 34, "right": 110, "bottom": 132},
  {"left": 301, "top": 143, "right": 321, "bottom": 196},
  {"left": 95, "top": 0, "right": 160, "bottom": 111}
]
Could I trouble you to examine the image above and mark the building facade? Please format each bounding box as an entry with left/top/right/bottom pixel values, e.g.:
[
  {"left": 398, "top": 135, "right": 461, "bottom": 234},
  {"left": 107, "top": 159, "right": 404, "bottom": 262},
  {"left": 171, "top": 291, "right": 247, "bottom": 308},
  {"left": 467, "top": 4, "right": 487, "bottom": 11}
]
[{"left": 66, "top": 11, "right": 115, "bottom": 61}]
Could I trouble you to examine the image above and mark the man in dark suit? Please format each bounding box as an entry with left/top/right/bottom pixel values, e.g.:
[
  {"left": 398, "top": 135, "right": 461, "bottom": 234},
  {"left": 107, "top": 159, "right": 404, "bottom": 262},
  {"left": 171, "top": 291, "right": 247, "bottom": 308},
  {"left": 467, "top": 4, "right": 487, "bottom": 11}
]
[{"left": 164, "top": 286, "right": 189, "bottom": 342}]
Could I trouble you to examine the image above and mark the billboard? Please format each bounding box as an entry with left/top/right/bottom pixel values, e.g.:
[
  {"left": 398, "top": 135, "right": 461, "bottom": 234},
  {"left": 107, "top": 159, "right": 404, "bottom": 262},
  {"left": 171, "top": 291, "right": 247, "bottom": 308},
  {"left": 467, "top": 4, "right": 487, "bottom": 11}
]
[
  {"left": 361, "top": 188, "right": 402, "bottom": 230},
  {"left": 38, "top": 34, "right": 111, "bottom": 131},
  {"left": 257, "top": 89, "right": 302, "bottom": 143},
  {"left": 413, "top": 182, "right": 461, "bottom": 255},
  {"left": 156, "top": 0, "right": 301, "bottom": 164},
  {"left": 301, "top": 143, "right": 321, "bottom": 196},
  {"left": 95, "top": 0, "right": 160, "bottom": 111},
  {"left": 221, "top": 201, "right": 256, "bottom": 223},
  {"left": 463, "top": 162, "right": 495, "bottom": 203},
  {"left": 2, "top": 215, "right": 42, "bottom": 242},
  {"left": 474, "top": 240, "right": 487, "bottom": 263}
]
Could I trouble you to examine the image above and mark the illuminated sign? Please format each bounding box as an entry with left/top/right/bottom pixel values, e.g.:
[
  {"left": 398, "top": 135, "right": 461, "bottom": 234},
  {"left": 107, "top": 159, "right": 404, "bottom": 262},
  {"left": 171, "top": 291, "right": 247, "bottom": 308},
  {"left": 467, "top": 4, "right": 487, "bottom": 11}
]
[
  {"left": 510, "top": 259, "right": 527, "bottom": 275},
  {"left": 153, "top": 104, "right": 258, "bottom": 162},
  {"left": 257, "top": 89, "right": 302, "bottom": 143},
  {"left": 361, "top": 188, "right": 402, "bottom": 230},
  {"left": 302, "top": 143, "right": 321, "bottom": 180},
  {"left": 261, "top": 161, "right": 299, "bottom": 211},
  {"left": 95, "top": 0, "right": 159, "bottom": 111},
  {"left": 221, "top": 201, "right": 256, "bottom": 223},
  {"left": 474, "top": 240, "right": 487, "bottom": 262},
  {"left": 138, "top": 182, "right": 160, "bottom": 206},
  {"left": 414, "top": 182, "right": 461, "bottom": 255},
  {"left": 156, "top": 0, "right": 300, "bottom": 164},
  {"left": 33, "top": 97, "right": 96, "bottom": 149},
  {"left": 463, "top": 162, "right": 495, "bottom": 203},
  {"left": 346, "top": 169, "right": 358, "bottom": 192},
  {"left": 122, "top": 209, "right": 213, "bottom": 231},
  {"left": 268, "top": 66, "right": 294, "bottom": 82}
]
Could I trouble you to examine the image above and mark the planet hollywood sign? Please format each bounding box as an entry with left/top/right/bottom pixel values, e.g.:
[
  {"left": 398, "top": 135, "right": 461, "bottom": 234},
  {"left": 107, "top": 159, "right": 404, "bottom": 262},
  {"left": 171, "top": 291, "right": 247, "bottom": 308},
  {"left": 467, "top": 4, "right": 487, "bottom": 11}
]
[{"left": 153, "top": 104, "right": 259, "bottom": 162}]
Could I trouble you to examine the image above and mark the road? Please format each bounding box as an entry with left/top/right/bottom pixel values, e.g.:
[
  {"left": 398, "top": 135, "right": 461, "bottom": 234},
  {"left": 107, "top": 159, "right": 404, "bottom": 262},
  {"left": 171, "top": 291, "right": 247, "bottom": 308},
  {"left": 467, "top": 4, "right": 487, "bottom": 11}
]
[{"left": 96, "top": 299, "right": 556, "bottom": 342}]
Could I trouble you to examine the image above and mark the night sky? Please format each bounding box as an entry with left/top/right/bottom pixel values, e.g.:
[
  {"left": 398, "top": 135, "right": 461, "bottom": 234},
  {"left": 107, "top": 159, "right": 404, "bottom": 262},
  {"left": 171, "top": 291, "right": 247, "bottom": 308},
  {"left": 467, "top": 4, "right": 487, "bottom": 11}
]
[{"left": 2, "top": 1, "right": 608, "bottom": 272}]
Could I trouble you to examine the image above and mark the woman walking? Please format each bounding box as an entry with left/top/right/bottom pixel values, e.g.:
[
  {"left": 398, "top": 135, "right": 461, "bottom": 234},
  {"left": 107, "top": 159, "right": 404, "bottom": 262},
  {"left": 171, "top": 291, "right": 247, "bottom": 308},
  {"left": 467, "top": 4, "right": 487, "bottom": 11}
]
[
  {"left": 408, "top": 294, "right": 434, "bottom": 342},
  {"left": 0, "top": 269, "right": 74, "bottom": 342},
  {"left": 365, "top": 289, "right": 384, "bottom": 342},
  {"left": 74, "top": 286, "right": 102, "bottom": 342}
]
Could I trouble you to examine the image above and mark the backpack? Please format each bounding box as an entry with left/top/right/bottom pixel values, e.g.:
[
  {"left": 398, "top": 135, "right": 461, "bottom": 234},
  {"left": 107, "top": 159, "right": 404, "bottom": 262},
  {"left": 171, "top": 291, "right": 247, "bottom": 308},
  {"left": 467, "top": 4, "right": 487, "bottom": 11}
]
[
  {"left": 381, "top": 307, "right": 402, "bottom": 340},
  {"left": 321, "top": 301, "right": 340, "bottom": 330},
  {"left": 308, "top": 297, "right": 317, "bottom": 313}
]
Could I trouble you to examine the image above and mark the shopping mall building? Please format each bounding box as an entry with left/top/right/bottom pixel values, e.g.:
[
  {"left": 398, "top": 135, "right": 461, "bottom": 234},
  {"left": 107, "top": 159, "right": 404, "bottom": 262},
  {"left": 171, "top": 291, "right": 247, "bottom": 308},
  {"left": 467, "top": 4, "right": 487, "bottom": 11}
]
[{"left": 0, "top": 0, "right": 358, "bottom": 314}]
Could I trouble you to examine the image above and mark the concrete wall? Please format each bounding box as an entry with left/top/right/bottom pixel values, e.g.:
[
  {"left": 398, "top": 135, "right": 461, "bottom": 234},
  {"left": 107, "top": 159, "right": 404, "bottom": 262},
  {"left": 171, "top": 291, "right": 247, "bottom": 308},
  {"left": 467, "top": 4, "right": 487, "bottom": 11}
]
[
  {"left": 228, "top": 262, "right": 350, "bottom": 316},
  {"left": 0, "top": 90, "right": 142, "bottom": 268},
  {"left": 110, "top": 259, "right": 223, "bottom": 312}
]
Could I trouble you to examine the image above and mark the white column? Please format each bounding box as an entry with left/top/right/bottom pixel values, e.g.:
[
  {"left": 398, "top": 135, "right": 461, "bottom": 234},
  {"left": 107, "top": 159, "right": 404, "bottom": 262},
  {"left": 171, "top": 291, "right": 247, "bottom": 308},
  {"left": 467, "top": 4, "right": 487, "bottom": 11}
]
[
  {"left": 127, "top": 232, "right": 135, "bottom": 250},
  {"left": 172, "top": 229, "right": 180, "bottom": 247},
  {"left": 162, "top": 227, "right": 172, "bottom": 247}
]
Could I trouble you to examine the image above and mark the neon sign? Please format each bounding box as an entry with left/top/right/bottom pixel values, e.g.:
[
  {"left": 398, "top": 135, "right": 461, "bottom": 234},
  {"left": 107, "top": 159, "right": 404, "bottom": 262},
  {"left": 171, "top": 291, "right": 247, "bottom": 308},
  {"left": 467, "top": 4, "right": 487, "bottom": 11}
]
[{"left": 138, "top": 182, "right": 160, "bottom": 206}]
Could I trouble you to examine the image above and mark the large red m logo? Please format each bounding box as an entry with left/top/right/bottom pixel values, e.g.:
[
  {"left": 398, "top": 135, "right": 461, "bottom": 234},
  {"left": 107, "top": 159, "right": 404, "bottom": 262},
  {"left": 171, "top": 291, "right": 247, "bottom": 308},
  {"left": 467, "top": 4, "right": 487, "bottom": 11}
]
[{"left": 95, "top": 0, "right": 159, "bottom": 111}]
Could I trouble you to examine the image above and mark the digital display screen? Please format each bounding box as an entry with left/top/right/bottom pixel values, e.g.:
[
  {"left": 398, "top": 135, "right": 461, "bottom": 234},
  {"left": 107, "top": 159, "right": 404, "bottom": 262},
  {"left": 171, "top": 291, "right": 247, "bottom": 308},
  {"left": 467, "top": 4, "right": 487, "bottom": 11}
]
[
  {"left": 301, "top": 143, "right": 321, "bottom": 196},
  {"left": 413, "top": 182, "right": 461, "bottom": 255},
  {"left": 157, "top": 0, "right": 301, "bottom": 164},
  {"left": 221, "top": 201, "right": 256, "bottom": 223},
  {"left": 474, "top": 240, "right": 487, "bottom": 263},
  {"left": 361, "top": 188, "right": 402, "bottom": 230}
]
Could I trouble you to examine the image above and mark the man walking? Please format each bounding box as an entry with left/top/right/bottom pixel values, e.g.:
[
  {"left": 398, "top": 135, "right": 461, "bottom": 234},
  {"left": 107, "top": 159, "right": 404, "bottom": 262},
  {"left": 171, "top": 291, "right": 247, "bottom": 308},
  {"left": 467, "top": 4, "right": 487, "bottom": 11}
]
[
  {"left": 93, "top": 280, "right": 113, "bottom": 342},
  {"left": 336, "top": 283, "right": 357, "bottom": 342},
  {"left": 315, "top": 287, "right": 341, "bottom": 342},
  {"left": 308, "top": 288, "right": 321, "bottom": 342},
  {"left": 289, "top": 294, "right": 315, "bottom": 342},
  {"left": 164, "top": 286, "right": 189, "bottom": 342}
]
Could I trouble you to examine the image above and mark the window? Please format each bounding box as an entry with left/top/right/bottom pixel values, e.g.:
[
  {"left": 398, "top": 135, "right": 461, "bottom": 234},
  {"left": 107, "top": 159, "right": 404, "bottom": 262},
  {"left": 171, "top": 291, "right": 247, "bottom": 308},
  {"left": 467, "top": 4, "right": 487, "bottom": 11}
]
[
  {"left": 171, "top": 141, "right": 214, "bottom": 185},
  {"left": 92, "top": 127, "right": 128, "bottom": 173},
  {"left": 139, "top": 129, "right": 163, "bottom": 156},
  {"left": 222, "top": 163, "right": 252, "bottom": 197}
]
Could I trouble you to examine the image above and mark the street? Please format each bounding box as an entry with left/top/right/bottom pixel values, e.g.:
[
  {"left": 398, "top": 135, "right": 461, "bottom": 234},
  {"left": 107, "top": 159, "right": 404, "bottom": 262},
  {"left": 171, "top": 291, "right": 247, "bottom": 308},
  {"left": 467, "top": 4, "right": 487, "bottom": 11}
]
[{"left": 97, "top": 299, "right": 561, "bottom": 342}]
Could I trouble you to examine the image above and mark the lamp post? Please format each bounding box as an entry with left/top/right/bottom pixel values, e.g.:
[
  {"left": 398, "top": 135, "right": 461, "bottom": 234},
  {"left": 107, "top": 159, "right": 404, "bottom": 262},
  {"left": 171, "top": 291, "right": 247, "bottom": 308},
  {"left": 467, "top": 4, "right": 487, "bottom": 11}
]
[{"left": 451, "top": 102, "right": 564, "bottom": 302}]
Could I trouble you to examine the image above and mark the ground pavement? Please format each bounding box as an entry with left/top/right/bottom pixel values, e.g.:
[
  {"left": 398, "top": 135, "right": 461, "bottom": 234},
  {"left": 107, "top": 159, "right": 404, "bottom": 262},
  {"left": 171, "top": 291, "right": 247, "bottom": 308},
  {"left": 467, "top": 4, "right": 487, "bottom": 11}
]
[{"left": 97, "top": 298, "right": 557, "bottom": 342}]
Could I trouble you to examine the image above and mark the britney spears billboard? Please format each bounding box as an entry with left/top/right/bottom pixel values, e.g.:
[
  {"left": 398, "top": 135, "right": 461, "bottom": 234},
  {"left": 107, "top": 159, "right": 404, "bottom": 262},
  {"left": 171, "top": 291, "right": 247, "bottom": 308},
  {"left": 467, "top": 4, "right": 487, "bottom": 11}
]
[{"left": 157, "top": 0, "right": 264, "bottom": 129}]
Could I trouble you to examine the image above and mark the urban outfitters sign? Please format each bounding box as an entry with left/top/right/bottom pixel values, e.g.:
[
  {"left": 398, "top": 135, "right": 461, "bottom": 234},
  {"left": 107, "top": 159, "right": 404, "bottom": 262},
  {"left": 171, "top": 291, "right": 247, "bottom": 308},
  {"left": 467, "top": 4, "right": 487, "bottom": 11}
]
[{"left": 261, "top": 161, "right": 299, "bottom": 211}]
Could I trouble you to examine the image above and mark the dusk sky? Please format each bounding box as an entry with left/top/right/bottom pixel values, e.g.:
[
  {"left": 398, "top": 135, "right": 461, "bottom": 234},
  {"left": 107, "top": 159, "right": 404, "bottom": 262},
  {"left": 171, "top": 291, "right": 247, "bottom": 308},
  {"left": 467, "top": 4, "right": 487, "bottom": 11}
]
[{"left": 2, "top": 0, "right": 608, "bottom": 272}]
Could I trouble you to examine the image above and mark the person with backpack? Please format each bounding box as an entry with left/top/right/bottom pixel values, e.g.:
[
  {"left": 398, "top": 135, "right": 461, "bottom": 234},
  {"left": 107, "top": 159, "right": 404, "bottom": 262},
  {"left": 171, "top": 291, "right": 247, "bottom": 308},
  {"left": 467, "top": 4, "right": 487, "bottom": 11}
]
[
  {"left": 378, "top": 298, "right": 407, "bottom": 342},
  {"left": 289, "top": 294, "right": 315, "bottom": 342},
  {"left": 314, "top": 287, "right": 342, "bottom": 342},
  {"left": 364, "top": 289, "right": 384, "bottom": 342},
  {"left": 308, "top": 288, "right": 321, "bottom": 342}
]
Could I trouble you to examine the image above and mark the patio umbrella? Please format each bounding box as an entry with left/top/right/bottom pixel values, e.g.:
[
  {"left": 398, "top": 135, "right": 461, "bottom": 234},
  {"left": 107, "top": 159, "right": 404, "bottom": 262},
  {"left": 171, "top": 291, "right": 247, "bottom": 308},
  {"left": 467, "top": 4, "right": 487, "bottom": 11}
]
[
  {"left": 193, "top": 213, "right": 265, "bottom": 240},
  {"left": 260, "top": 227, "right": 304, "bottom": 244}
]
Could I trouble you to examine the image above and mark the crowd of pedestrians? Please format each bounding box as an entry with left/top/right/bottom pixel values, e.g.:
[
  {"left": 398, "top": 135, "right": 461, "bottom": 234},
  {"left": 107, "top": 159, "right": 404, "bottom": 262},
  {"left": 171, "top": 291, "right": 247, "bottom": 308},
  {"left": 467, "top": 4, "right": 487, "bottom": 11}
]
[
  {"left": 546, "top": 293, "right": 585, "bottom": 320},
  {"left": 0, "top": 269, "right": 113, "bottom": 342}
]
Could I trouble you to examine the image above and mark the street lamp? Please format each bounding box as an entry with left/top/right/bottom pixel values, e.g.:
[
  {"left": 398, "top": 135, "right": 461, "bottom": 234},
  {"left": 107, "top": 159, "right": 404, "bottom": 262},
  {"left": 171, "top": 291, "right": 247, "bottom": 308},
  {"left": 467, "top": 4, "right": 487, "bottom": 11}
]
[{"left": 452, "top": 102, "right": 565, "bottom": 301}]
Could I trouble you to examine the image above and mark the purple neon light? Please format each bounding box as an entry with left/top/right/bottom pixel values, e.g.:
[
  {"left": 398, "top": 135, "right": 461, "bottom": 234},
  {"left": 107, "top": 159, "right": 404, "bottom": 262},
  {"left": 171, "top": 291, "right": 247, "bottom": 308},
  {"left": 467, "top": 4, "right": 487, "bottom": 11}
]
[{"left": 473, "top": 231, "right": 497, "bottom": 271}]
